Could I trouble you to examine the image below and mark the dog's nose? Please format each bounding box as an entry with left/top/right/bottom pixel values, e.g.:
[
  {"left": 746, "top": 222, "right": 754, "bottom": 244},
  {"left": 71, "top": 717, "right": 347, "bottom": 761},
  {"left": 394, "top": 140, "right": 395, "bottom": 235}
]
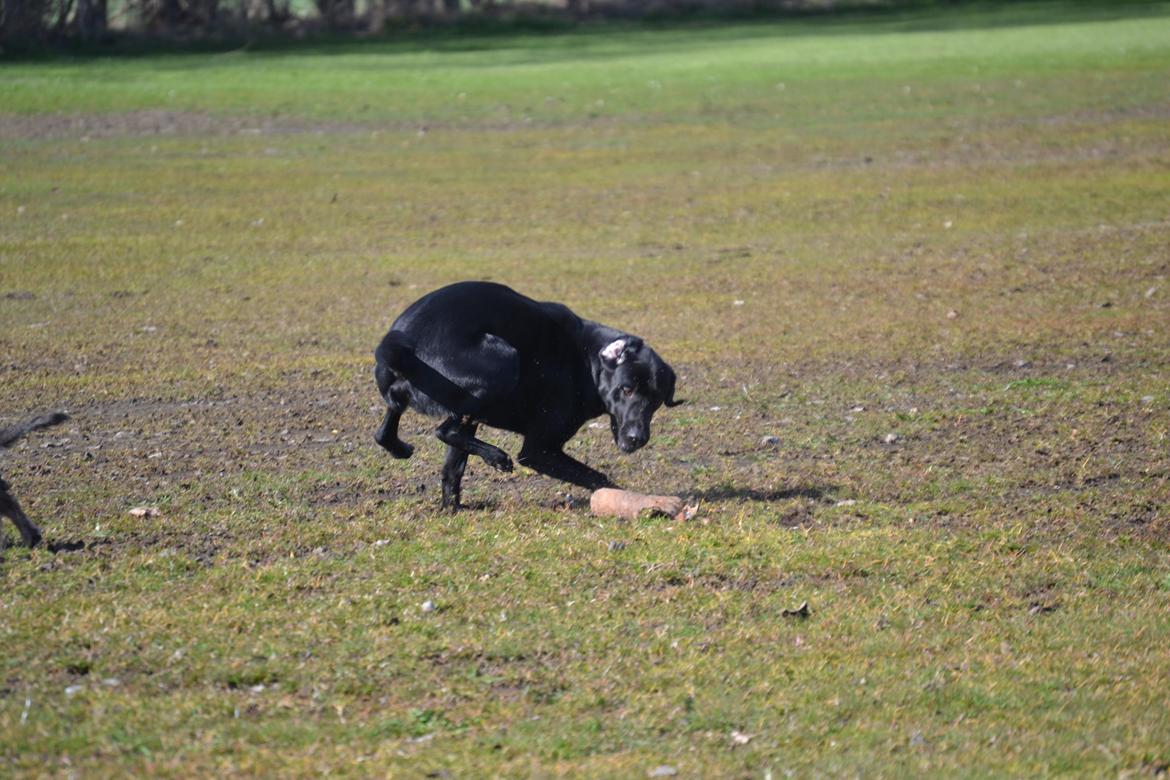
[{"left": 622, "top": 429, "right": 647, "bottom": 450}]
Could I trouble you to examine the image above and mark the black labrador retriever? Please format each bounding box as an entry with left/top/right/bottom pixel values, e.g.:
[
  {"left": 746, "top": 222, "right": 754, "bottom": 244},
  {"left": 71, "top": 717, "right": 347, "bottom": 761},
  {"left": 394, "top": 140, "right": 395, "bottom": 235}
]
[
  {"left": 374, "top": 281, "right": 683, "bottom": 510},
  {"left": 1, "top": 411, "right": 68, "bottom": 547}
]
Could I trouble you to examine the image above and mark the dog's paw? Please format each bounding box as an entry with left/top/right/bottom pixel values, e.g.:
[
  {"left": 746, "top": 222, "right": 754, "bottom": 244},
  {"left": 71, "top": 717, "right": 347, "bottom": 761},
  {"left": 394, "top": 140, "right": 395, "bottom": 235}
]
[
  {"left": 485, "top": 450, "right": 513, "bottom": 473},
  {"left": 375, "top": 433, "right": 414, "bottom": 459},
  {"left": 388, "top": 441, "right": 414, "bottom": 459}
]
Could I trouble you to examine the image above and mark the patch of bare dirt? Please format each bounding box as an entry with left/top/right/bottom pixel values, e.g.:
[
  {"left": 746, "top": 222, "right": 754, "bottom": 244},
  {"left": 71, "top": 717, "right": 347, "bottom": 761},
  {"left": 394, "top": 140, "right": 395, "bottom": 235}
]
[
  {"left": 0, "top": 110, "right": 628, "bottom": 141},
  {"left": 0, "top": 110, "right": 375, "bottom": 141}
]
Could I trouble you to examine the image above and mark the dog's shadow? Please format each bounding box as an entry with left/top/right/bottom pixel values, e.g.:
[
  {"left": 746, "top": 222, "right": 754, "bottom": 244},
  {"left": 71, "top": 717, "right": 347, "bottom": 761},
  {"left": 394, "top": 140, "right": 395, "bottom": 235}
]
[{"left": 692, "top": 485, "right": 834, "bottom": 504}]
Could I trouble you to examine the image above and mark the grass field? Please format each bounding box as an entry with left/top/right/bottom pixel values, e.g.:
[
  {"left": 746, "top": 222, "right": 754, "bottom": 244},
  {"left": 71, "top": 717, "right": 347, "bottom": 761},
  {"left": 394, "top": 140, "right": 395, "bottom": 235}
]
[{"left": 2, "top": 3, "right": 1170, "bottom": 776}]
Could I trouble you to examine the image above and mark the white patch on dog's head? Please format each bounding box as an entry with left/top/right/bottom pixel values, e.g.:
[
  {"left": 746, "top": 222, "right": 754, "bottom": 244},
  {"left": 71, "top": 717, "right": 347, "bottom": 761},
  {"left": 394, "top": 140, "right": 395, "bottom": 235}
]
[{"left": 601, "top": 338, "right": 628, "bottom": 365}]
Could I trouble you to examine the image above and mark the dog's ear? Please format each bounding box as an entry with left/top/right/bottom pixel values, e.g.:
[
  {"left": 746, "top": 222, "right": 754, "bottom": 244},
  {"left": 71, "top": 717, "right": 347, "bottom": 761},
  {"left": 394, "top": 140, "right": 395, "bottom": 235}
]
[
  {"left": 600, "top": 337, "right": 642, "bottom": 367},
  {"left": 663, "top": 368, "right": 685, "bottom": 407},
  {"left": 600, "top": 339, "right": 626, "bottom": 365},
  {"left": 654, "top": 362, "right": 684, "bottom": 407}
]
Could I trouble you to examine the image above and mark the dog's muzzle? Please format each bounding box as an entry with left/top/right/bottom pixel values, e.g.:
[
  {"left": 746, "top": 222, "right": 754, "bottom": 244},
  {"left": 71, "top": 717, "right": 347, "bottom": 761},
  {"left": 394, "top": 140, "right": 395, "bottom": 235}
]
[{"left": 615, "top": 424, "right": 648, "bottom": 453}]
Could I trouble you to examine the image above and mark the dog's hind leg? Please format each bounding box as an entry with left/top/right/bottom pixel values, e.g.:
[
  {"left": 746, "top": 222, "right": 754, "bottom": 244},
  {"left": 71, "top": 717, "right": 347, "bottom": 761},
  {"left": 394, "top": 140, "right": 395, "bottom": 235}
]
[
  {"left": 374, "top": 362, "right": 414, "bottom": 459},
  {"left": 436, "top": 415, "right": 513, "bottom": 474},
  {"left": 374, "top": 398, "right": 413, "bottom": 459},
  {"left": 0, "top": 481, "right": 42, "bottom": 548}
]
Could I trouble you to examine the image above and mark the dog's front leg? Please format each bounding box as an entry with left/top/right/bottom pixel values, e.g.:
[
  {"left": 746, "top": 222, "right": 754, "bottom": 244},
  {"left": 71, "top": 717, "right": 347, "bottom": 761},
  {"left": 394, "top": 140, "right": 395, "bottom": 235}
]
[
  {"left": 517, "top": 443, "right": 615, "bottom": 491},
  {"left": 440, "top": 443, "right": 470, "bottom": 512},
  {"left": 435, "top": 416, "right": 513, "bottom": 474},
  {"left": 437, "top": 418, "right": 485, "bottom": 511}
]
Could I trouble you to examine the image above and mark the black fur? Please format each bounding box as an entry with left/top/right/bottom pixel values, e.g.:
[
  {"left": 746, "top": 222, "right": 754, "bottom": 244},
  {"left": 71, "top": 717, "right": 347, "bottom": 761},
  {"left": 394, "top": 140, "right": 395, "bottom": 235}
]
[
  {"left": 1, "top": 412, "right": 68, "bottom": 548},
  {"left": 373, "top": 281, "right": 683, "bottom": 510}
]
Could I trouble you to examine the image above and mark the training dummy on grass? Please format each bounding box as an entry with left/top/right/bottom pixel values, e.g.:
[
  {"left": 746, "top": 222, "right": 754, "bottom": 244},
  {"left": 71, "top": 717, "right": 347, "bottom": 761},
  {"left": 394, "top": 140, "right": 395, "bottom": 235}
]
[{"left": 589, "top": 488, "right": 698, "bottom": 522}]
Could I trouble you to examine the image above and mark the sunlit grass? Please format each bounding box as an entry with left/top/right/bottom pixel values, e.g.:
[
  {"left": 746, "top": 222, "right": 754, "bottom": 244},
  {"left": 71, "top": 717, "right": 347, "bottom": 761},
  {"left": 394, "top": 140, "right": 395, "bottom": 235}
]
[{"left": 2, "top": 3, "right": 1170, "bottom": 776}]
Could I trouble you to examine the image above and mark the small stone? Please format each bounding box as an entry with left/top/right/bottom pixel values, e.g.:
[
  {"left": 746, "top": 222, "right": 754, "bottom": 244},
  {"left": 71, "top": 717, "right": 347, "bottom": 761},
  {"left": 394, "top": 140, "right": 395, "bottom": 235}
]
[
  {"left": 760, "top": 435, "right": 780, "bottom": 447},
  {"left": 420, "top": 600, "right": 436, "bottom": 613},
  {"left": 946, "top": 309, "right": 959, "bottom": 319},
  {"left": 835, "top": 499, "right": 857, "bottom": 508},
  {"left": 647, "top": 767, "right": 678, "bottom": 778},
  {"left": 64, "top": 685, "right": 83, "bottom": 697},
  {"left": 910, "top": 731, "right": 926, "bottom": 747},
  {"left": 128, "top": 506, "right": 160, "bottom": 518},
  {"left": 730, "top": 730, "right": 752, "bottom": 745},
  {"left": 883, "top": 433, "right": 899, "bottom": 444}
]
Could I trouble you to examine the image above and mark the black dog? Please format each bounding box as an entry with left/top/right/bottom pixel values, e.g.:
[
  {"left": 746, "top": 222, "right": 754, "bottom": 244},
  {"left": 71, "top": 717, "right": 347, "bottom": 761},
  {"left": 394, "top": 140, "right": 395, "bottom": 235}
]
[
  {"left": 1, "top": 411, "right": 68, "bottom": 547},
  {"left": 374, "top": 281, "right": 683, "bottom": 510}
]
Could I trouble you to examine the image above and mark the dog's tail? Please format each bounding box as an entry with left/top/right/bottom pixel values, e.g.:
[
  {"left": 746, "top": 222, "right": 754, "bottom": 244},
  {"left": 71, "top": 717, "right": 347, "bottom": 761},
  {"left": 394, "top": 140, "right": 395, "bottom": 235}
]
[
  {"left": 375, "top": 332, "right": 479, "bottom": 417},
  {"left": 0, "top": 412, "right": 69, "bottom": 450}
]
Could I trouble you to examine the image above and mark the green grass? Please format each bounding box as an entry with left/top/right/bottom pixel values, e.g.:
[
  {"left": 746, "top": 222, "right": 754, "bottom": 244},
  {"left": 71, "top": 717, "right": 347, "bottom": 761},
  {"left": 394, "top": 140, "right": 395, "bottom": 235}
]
[
  {"left": 3, "top": 3, "right": 1169, "bottom": 124},
  {"left": 3, "top": 3, "right": 1170, "bottom": 776}
]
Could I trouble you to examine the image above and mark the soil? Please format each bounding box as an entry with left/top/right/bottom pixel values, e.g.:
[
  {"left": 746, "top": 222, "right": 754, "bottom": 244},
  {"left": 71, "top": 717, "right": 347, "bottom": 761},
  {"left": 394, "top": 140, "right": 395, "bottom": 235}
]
[{"left": 0, "top": 110, "right": 372, "bottom": 141}]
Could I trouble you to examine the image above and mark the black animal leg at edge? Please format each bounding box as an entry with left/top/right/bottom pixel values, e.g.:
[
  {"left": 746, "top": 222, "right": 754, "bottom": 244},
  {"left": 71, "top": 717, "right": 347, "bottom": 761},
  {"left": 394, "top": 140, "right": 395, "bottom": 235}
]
[{"left": 0, "top": 493, "right": 42, "bottom": 548}]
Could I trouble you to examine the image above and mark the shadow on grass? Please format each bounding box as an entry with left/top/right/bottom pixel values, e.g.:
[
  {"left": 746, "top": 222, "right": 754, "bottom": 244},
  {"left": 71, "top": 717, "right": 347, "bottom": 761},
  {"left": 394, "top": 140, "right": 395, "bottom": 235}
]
[
  {"left": 694, "top": 484, "right": 833, "bottom": 504},
  {"left": 0, "top": 537, "right": 95, "bottom": 557},
  {"left": 47, "top": 539, "right": 90, "bottom": 553}
]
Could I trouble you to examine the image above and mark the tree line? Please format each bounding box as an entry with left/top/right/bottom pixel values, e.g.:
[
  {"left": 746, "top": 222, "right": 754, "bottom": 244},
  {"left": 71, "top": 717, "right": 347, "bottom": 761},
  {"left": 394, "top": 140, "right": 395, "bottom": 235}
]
[{"left": 1, "top": 0, "right": 889, "bottom": 48}]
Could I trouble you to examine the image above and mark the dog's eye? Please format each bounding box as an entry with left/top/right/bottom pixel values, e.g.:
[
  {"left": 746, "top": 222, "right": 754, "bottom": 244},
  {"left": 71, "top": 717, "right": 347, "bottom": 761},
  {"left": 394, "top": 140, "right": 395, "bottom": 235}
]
[{"left": 621, "top": 386, "right": 635, "bottom": 397}]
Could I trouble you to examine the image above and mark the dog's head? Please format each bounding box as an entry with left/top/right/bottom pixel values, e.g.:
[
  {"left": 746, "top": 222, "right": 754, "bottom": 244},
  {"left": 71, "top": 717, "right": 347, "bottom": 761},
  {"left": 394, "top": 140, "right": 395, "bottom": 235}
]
[{"left": 597, "top": 336, "right": 684, "bottom": 453}]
